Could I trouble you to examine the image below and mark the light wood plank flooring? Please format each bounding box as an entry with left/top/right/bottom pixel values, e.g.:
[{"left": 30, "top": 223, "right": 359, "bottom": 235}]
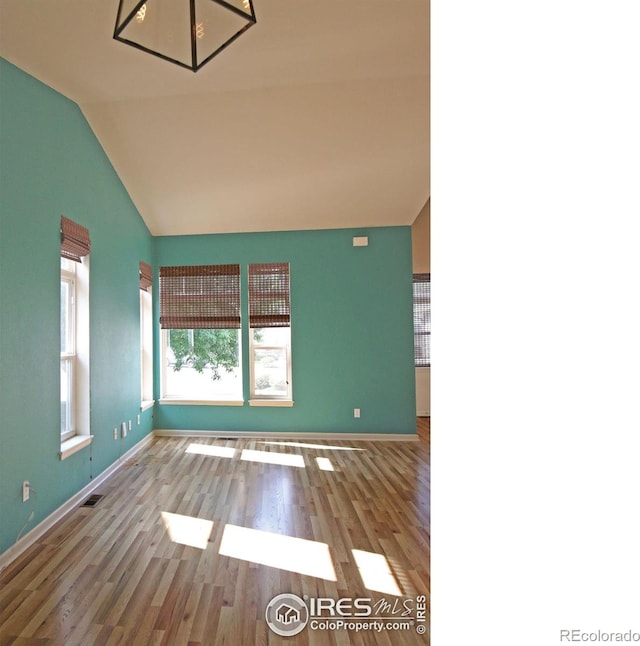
[
  {"left": 416, "top": 417, "right": 429, "bottom": 445},
  {"left": 0, "top": 427, "right": 429, "bottom": 645}
]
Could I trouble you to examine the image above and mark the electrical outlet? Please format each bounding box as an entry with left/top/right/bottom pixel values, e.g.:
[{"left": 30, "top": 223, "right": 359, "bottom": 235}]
[
  {"left": 23, "top": 481, "right": 30, "bottom": 502},
  {"left": 354, "top": 408, "right": 361, "bottom": 418},
  {"left": 128, "top": 419, "right": 132, "bottom": 431},
  {"left": 121, "top": 421, "right": 127, "bottom": 438},
  {"left": 114, "top": 427, "right": 118, "bottom": 440},
  {"left": 137, "top": 414, "right": 141, "bottom": 425}
]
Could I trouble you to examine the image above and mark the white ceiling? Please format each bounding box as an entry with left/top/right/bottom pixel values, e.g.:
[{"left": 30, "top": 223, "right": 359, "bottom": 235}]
[{"left": 0, "top": 0, "right": 429, "bottom": 236}]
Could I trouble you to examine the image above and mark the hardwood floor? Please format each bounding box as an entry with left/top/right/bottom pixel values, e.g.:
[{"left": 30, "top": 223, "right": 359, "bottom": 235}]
[
  {"left": 0, "top": 427, "right": 430, "bottom": 645},
  {"left": 416, "top": 417, "right": 429, "bottom": 445}
]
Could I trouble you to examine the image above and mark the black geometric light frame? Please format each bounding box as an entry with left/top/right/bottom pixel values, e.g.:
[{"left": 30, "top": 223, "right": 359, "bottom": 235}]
[{"left": 114, "top": 0, "right": 256, "bottom": 72}]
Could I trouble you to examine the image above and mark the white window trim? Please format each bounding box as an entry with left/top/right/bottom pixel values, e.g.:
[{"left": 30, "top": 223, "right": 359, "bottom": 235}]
[
  {"left": 249, "top": 399, "right": 294, "bottom": 407},
  {"left": 60, "top": 355, "right": 75, "bottom": 443},
  {"left": 60, "top": 434, "right": 94, "bottom": 460},
  {"left": 160, "top": 329, "right": 243, "bottom": 403},
  {"left": 60, "top": 256, "right": 90, "bottom": 460},
  {"left": 159, "top": 399, "right": 244, "bottom": 406},
  {"left": 61, "top": 265, "right": 76, "bottom": 441},
  {"left": 249, "top": 333, "right": 293, "bottom": 402},
  {"left": 140, "top": 287, "right": 153, "bottom": 405}
]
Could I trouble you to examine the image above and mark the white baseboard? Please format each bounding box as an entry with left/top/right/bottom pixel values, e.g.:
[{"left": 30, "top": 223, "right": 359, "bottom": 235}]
[
  {"left": 0, "top": 432, "right": 154, "bottom": 572},
  {"left": 154, "top": 429, "right": 419, "bottom": 441}
]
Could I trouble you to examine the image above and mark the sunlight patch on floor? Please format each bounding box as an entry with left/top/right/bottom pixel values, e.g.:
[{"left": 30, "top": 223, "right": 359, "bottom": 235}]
[
  {"left": 352, "top": 549, "right": 403, "bottom": 596},
  {"left": 160, "top": 512, "right": 214, "bottom": 549},
  {"left": 261, "top": 441, "right": 364, "bottom": 452},
  {"left": 240, "top": 449, "right": 305, "bottom": 468},
  {"left": 315, "top": 457, "right": 334, "bottom": 471},
  {"left": 219, "top": 524, "right": 337, "bottom": 581},
  {"left": 186, "top": 443, "right": 237, "bottom": 458},
  {"left": 387, "top": 554, "right": 416, "bottom": 596}
]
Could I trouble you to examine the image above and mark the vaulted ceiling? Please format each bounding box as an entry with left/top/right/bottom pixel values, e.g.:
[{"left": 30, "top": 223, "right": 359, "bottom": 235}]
[{"left": 0, "top": 0, "right": 429, "bottom": 236}]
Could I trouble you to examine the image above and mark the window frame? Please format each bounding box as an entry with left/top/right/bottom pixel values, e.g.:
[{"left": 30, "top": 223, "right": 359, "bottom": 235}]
[
  {"left": 140, "top": 286, "right": 154, "bottom": 408},
  {"left": 158, "top": 264, "right": 243, "bottom": 404},
  {"left": 59, "top": 252, "right": 92, "bottom": 460},
  {"left": 248, "top": 263, "right": 293, "bottom": 405},
  {"left": 249, "top": 329, "right": 293, "bottom": 403},
  {"left": 160, "top": 327, "right": 244, "bottom": 404},
  {"left": 157, "top": 262, "right": 294, "bottom": 406},
  {"left": 60, "top": 259, "right": 76, "bottom": 441},
  {"left": 413, "top": 273, "right": 430, "bottom": 368}
]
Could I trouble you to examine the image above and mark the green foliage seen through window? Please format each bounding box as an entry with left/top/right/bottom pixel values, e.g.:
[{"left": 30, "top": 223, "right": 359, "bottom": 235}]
[{"left": 168, "top": 328, "right": 262, "bottom": 380}]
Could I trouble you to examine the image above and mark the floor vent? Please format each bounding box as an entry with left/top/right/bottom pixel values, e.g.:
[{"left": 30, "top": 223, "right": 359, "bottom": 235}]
[{"left": 81, "top": 494, "right": 104, "bottom": 508}]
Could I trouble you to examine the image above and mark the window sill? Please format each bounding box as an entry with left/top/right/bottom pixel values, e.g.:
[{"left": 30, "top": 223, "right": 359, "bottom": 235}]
[
  {"left": 60, "top": 434, "right": 93, "bottom": 460},
  {"left": 249, "top": 399, "right": 294, "bottom": 407},
  {"left": 140, "top": 400, "right": 155, "bottom": 412},
  {"left": 159, "top": 399, "right": 244, "bottom": 407}
]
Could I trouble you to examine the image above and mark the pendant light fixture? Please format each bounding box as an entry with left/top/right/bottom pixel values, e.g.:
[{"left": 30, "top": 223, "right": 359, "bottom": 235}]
[{"left": 114, "top": 0, "right": 256, "bottom": 72}]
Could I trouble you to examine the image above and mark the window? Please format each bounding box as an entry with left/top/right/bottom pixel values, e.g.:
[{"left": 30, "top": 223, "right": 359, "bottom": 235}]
[
  {"left": 60, "top": 216, "right": 91, "bottom": 458},
  {"left": 248, "top": 263, "right": 292, "bottom": 403},
  {"left": 60, "top": 258, "right": 76, "bottom": 440},
  {"left": 413, "top": 273, "right": 430, "bottom": 367},
  {"left": 159, "top": 264, "right": 242, "bottom": 403},
  {"left": 140, "top": 261, "right": 153, "bottom": 408}
]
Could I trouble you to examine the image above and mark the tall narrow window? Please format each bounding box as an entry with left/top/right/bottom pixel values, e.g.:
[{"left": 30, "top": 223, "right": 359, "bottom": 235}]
[
  {"left": 159, "top": 264, "right": 242, "bottom": 402},
  {"left": 140, "top": 261, "right": 153, "bottom": 407},
  {"left": 60, "top": 216, "right": 91, "bottom": 457},
  {"left": 248, "top": 263, "right": 292, "bottom": 403},
  {"left": 60, "top": 258, "right": 76, "bottom": 439},
  {"left": 413, "top": 273, "right": 430, "bottom": 367}
]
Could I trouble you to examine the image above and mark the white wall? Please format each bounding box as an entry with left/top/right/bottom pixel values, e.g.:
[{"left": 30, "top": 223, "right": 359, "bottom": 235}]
[{"left": 412, "top": 199, "right": 430, "bottom": 416}]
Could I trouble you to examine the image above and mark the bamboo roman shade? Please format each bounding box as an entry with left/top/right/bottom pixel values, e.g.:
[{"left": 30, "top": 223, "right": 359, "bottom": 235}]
[
  {"left": 159, "top": 264, "right": 241, "bottom": 329},
  {"left": 413, "top": 273, "right": 430, "bottom": 368},
  {"left": 248, "top": 263, "right": 290, "bottom": 328},
  {"left": 60, "top": 215, "right": 91, "bottom": 262},
  {"left": 139, "top": 261, "right": 153, "bottom": 292}
]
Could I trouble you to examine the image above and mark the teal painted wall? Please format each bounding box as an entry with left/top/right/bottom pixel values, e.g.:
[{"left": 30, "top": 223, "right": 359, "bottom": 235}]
[
  {"left": 0, "top": 58, "right": 415, "bottom": 558},
  {"left": 0, "top": 60, "right": 154, "bottom": 555},
  {"left": 153, "top": 228, "right": 416, "bottom": 435}
]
